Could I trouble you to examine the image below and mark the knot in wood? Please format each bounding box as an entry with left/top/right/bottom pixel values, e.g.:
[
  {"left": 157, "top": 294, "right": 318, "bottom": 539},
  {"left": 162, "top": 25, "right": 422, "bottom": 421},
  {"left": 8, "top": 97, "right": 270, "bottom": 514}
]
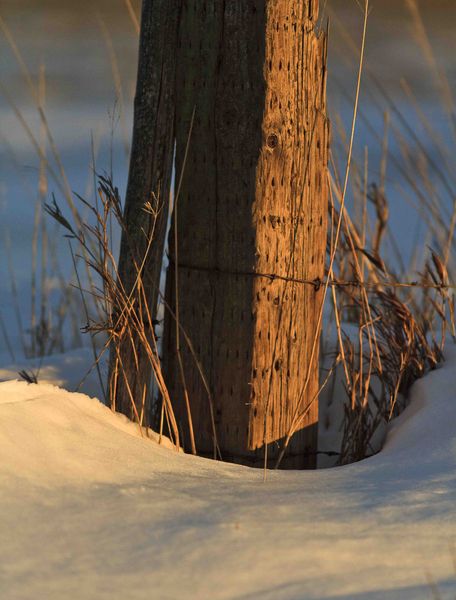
[{"left": 266, "top": 132, "right": 279, "bottom": 149}]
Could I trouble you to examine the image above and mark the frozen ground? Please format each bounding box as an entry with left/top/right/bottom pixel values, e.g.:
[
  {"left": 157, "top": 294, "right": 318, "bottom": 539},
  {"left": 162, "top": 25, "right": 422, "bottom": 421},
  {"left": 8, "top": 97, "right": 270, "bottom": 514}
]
[{"left": 0, "top": 346, "right": 455, "bottom": 600}]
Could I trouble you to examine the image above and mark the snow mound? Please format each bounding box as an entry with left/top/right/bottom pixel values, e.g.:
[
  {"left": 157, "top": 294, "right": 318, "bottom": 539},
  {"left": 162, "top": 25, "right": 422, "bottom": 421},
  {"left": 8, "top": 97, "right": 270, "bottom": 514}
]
[{"left": 0, "top": 348, "right": 455, "bottom": 599}]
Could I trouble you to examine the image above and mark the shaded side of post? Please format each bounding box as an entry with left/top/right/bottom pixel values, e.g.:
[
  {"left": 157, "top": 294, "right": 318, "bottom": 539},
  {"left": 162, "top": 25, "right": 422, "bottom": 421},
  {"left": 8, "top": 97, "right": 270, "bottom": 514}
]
[{"left": 109, "top": 0, "right": 180, "bottom": 423}]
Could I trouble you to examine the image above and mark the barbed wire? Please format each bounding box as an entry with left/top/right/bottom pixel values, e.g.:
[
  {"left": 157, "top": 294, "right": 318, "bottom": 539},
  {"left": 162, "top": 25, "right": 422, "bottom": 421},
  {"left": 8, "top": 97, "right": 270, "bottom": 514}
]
[{"left": 170, "top": 259, "right": 455, "bottom": 291}]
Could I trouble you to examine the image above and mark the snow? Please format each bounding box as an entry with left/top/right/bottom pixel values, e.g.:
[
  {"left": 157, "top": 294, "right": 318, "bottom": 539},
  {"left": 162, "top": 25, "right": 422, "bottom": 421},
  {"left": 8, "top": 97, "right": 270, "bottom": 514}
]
[{"left": 0, "top": 346, "right": 455, "bottom": 599}]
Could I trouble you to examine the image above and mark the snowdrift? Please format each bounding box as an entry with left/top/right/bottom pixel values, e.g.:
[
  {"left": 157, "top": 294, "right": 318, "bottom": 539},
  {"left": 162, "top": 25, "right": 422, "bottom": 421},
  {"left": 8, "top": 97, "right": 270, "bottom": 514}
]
[{"left": 0, "top": 347, "right": 455, "bottom": 599}]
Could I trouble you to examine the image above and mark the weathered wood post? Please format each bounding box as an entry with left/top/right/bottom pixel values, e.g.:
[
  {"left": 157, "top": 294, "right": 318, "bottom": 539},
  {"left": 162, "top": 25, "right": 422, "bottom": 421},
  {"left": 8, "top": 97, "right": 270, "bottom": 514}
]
[
  {"left": 109, "top": 1, "right": 180, "bottom": 422},
  {"left": 164, "top": 0, "right": 329, "bottom": 468}
]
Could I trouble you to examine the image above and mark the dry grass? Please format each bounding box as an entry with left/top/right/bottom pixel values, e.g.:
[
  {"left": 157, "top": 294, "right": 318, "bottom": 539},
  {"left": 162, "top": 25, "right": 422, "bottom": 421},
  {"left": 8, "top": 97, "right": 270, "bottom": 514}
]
[
  {"left": 44, "top": 176, "right": 182, "bottom": 447},
  {"left": 327, "top": 152, "right": 453, "bottom": 463},
  {"left": 321, "top": 0, "right": 456, "bottom": 465}
]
